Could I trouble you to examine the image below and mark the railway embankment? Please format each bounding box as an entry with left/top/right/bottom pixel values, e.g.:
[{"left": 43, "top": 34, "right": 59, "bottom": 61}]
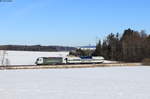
[{"left": 0, "top": 63, "right": 142, "bottom": 70}]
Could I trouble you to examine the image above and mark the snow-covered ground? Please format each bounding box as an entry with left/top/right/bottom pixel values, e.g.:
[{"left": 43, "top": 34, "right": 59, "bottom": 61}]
[
  {"left": 0, "top": 66, "right": 150, "bottom": 99},
  {"left": 103, "top": 60, "right": 118, "bottom": 63}
]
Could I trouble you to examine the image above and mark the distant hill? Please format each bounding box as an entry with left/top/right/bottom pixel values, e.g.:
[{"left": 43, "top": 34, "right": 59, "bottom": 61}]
[
  {"left": 78, "top": 46, "right": 96, "bottom": 49},
  {"left": 0, "top": 45, "right": 76, "bottom": 51},
  {"left": 76, "top": 46, "right": 96, "bottom": 50}
]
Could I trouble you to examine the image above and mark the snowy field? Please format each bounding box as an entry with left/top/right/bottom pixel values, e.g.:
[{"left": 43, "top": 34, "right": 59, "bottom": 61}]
[{"left": 0, "top": 66, "right": 150, "bottom": 99}]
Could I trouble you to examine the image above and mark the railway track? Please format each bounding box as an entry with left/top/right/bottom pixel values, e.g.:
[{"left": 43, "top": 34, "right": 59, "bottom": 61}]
[{"left": 0, "top": 63, "right": 141, "bottom": 70}]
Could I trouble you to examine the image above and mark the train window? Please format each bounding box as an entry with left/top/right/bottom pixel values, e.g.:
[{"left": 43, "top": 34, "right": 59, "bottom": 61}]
[{"left": 36, "top": 58, "right": 39, "bottom": 61}]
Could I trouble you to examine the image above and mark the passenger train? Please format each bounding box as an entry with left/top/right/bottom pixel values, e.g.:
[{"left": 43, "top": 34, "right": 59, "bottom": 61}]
[{"left": 35, "top": 56, "right": 104, "bottom": 65}]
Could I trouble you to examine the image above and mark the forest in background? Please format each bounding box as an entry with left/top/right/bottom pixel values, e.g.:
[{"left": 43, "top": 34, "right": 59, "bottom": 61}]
[
  {"left": 0, "top": 45, "right": 76, "bottom": 51},
  {"left": 93, "top": 28, "right": 150, "bottom": 62}
]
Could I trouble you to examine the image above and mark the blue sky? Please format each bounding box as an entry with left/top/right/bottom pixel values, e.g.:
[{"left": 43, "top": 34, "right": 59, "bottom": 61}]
[{"left": 0, "top": 0, "right": 150, "bottom": 46}]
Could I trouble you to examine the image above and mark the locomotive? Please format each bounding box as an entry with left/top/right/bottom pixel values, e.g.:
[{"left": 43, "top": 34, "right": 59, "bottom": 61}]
[{"left": 35, "top": 56, "right": 104, "bottom": 65}]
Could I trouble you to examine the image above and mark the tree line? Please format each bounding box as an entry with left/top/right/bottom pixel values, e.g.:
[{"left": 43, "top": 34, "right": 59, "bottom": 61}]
[
  {"left": 0, "top": 45, "right": 76, "bottom": 51},
  {"left": 93, "top": 28, "right": 150, "bottom": 62}
]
